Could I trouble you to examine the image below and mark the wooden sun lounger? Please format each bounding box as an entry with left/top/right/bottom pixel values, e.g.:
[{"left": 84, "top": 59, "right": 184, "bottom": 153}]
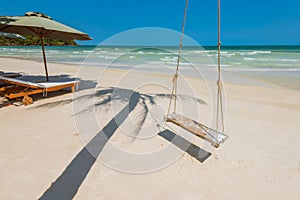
[
  {"left": 164, "top": 113, "right": 228, "bottom": 148},
  {"left": 0, "top": 73, "right": 22, "bottom": 88},
  {"left": 0, "top": 75, "right": 79, "bottom": 105}
]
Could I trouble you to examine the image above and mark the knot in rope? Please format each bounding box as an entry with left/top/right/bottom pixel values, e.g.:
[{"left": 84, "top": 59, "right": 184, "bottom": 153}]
[
  {"left": 172, "top": 74, "right": 178, "bottom": 83},
  {"left": 217, "top": 79, "right": 223, "bottom": 90}
]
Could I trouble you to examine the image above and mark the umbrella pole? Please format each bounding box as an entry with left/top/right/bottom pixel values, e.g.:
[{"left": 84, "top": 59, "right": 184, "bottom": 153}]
[{"left": 41, "top": 36, "right": 49, "bottom": 82}]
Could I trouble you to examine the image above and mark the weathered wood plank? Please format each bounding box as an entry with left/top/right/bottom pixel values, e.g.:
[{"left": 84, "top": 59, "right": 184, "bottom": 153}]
[{"left": 165, "top": 113, "right": 228, "bottom": 148}]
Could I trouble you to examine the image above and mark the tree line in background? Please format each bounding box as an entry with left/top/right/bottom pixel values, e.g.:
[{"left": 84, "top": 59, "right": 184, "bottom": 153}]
[{"left": 0, "top": 35, "right": 77, "bottom": 46}]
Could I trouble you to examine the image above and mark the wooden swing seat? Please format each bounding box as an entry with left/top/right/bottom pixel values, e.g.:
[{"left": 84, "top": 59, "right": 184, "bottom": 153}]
[{"left": 164, "top": 113, "right": 228, "bottom": 148}]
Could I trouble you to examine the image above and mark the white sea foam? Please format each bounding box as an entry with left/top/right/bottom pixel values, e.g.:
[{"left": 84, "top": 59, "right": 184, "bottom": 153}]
[
  {"left": 223, "top": 68, "right": 300, "bottom": 72},
  {"left": 257, "top": 50, "right": 271, "bottom": 54},
  {"left": 244, "top": 57, "right": 256, "bottom": 61},
  {"left": 151, "top": 61, "right": 190, "bottom": 66},
  {"left": 221, "top": 53, "right": 236, "bottom": 57},
  {"left": 1, "top": 46, "right": 299, "bottom": 77},
  {"left": 158, "top": 52, "right": 173, "bottom": 55},
  {"left": 256, "top": 58, "right": 297, "bottom": 62}
]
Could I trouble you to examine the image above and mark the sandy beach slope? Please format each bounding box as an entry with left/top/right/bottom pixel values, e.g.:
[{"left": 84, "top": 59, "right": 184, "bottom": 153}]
[{"left": 0, "top": 57, "right": 299, "bottom": 199}]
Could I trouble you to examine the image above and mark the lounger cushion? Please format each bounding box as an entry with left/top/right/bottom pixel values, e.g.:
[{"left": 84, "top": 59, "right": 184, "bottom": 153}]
[{"left": 0, "top": 75, "right": 79, "bottom": 89}]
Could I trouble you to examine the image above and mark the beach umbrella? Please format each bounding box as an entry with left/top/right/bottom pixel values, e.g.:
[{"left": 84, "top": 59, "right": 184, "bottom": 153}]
[{"left": 0, "top": 12, "right": 92, "bottom": 81}]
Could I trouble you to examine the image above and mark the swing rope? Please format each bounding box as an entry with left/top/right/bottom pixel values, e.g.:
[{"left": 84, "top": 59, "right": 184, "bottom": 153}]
[
  {"left": 217, "top": 0, "right": 225, "bottom": 133},
  {"left": 167, "top": 0, "right": 225, "bottom": 135},
  {"left": 167, "top": 0, "right": 189, "bottom": 116}
]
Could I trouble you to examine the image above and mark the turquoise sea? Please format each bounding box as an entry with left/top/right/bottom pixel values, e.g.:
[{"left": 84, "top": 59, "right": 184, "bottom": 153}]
[{"left": 0, "top": 45, "right": 299, "bottom": 90}]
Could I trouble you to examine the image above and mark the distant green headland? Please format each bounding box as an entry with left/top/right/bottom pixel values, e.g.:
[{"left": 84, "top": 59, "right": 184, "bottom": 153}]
[{"left": 0, "top": 35, "right": 77, "bottom": 46}]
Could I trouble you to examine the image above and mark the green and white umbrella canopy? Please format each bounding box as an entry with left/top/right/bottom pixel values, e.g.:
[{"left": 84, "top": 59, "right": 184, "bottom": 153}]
[
  {"left": 0, "top": 12, "right": 92, "bottom": 81},
  {"left": 0, "top": 12, "right": 91, "bottom": 41}
]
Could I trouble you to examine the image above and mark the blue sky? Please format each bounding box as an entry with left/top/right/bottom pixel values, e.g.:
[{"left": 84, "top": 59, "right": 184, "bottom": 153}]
[{"left": 1, "top": 0, "right": 299, "bottom": 45}]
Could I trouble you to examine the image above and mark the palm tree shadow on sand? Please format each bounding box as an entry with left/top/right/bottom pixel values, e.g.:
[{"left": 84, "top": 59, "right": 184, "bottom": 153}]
[{"left": 39, "top": 87, "right": 211, "bottom": 200}]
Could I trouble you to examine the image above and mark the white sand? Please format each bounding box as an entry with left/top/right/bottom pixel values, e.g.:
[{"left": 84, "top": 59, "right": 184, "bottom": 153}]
[{"left": 0, "top": 57, "right": 299, "bottom": 199}]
